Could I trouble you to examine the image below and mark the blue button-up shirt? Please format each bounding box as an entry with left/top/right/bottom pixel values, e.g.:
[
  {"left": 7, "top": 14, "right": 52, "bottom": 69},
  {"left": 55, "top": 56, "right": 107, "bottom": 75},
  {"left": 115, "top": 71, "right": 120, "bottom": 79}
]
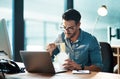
[{"left": 53, "top": 29, "right": 103, "bottom": 69}]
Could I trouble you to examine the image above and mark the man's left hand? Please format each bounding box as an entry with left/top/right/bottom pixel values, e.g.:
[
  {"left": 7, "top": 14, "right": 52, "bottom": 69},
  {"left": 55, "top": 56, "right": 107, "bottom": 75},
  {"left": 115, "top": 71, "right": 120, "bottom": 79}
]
[{"left": 63, "top": 59, "right": 82, "bottom": 70}]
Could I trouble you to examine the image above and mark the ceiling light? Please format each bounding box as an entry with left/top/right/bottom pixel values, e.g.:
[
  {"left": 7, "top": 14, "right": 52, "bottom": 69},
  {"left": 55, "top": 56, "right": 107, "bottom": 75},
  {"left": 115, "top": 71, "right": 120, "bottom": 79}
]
[{"left": 97, "top": 5, "right": 108, "bottom": 16}]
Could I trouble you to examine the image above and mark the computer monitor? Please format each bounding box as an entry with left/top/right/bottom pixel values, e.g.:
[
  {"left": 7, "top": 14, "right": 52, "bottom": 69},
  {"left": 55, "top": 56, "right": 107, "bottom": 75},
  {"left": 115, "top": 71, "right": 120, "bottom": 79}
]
[{"left": 0, "top": 18, "right": 12, "bottom": 59}]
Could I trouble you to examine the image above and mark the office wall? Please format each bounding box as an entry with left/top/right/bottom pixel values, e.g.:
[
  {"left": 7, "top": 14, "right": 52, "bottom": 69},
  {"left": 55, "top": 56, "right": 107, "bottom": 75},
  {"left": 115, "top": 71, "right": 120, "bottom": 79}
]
[{"left": 74, "top": 0, "right": 120, "bottom": 44}]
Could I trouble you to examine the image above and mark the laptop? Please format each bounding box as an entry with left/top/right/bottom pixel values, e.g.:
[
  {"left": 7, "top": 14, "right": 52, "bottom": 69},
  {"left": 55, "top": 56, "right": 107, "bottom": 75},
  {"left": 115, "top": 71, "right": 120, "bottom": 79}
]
[{"left": 20, "top": 51, "right": 67, "bottom": 74}]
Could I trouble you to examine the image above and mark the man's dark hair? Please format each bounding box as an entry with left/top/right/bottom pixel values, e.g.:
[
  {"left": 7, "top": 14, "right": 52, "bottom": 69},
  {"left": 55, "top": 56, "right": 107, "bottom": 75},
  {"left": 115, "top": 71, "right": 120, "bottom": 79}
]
[{"left": 62, "top": 9, "right": 81, "bottom": 24}]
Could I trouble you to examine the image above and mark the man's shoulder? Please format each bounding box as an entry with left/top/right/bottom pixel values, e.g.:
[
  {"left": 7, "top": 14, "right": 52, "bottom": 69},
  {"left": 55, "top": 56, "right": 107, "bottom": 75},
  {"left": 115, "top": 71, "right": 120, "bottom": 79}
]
[
  {"left": 81, "top": 29, "right": 93, "bottom": 37},
  {"left": 58, "top": 32, "right": 65, "bottom": 38},
  {"left": 55, "top": 32, "right": 65, "bottom": 42},
  {"left": 81, "top": 29, "right": 98, "bottom": 41}
]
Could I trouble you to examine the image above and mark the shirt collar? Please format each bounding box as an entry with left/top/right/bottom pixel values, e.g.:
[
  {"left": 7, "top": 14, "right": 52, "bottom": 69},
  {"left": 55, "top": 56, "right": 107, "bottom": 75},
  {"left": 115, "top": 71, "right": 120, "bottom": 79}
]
[{"left": 77, "top": 29, "right": 83, "bottom": 42}]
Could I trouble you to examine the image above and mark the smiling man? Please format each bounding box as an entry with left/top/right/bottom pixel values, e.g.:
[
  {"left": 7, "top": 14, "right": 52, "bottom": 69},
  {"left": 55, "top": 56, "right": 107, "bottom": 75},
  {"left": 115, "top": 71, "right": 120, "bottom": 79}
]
[{"left": 47, "top": 9, "right": 103, "bottom": 71}]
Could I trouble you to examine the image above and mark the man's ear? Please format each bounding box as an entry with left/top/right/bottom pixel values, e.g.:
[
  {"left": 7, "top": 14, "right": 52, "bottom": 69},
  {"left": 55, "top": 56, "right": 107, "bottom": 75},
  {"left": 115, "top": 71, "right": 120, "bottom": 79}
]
[{"left": 77, "top": 22, "right": 81, "bottom": 28}]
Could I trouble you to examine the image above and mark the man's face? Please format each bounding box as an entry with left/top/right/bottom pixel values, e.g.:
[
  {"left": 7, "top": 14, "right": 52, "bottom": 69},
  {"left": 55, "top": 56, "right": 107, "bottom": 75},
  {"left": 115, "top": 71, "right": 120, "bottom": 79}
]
[{"left": 62, "top": 19, "right": 80, "bottom": 39}]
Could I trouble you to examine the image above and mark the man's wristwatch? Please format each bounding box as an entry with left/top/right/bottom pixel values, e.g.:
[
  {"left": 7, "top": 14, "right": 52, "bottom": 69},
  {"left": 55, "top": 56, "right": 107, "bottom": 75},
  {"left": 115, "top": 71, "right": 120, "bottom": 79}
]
[{"left": 81, "top": 64, "right": 84, "bottom": 70}]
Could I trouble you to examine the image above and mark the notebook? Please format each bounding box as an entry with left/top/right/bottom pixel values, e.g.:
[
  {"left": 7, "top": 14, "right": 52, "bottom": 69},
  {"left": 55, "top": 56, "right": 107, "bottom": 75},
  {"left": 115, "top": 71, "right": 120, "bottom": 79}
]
[{"left": 20, "top": 51, "right": 67, "bottom": 74}]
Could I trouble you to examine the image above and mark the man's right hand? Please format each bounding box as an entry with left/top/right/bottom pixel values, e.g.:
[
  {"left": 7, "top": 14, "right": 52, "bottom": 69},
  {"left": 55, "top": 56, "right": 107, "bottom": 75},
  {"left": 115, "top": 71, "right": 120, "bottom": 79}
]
[{"left": 46, "top": 43, "right": 57, "bottom": 56}]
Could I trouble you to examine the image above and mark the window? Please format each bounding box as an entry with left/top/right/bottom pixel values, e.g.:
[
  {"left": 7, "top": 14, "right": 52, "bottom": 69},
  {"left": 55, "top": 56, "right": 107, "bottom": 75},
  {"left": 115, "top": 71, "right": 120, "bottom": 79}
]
[
  {"left": 74, "top": 0, "right": 108, "bottom": 42},
  {"left": 0, "top": 0, "right": 13, "bottom": 53},
  {"left": 24, "top": 0, "right": 64, "bottom": 50}
]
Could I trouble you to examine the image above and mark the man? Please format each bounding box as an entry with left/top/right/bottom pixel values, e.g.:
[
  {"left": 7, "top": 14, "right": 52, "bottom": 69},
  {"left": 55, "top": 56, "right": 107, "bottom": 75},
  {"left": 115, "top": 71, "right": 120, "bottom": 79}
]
[{"left": 47, "top": 9, "right": 103, "bottom": 71}]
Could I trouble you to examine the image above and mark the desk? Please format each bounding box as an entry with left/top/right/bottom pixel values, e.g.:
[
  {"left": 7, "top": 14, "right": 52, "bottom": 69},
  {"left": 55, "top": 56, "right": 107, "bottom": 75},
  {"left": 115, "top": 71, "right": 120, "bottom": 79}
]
[{"left": 6, "top": 71, "right": 120, "bottom": 79}]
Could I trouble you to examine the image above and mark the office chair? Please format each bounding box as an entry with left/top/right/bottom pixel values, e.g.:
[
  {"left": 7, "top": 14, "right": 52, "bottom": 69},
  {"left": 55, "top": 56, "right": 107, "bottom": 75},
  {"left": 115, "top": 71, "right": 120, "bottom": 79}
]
[{"left": 100, "top": 42, "right": 114, "bottom": 73}]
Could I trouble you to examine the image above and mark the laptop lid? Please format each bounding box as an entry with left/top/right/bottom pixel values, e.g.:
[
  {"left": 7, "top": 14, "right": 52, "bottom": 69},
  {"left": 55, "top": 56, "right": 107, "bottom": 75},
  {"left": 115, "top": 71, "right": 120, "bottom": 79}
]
[{"left": 20, "top": 51, "right": 55, "bottom": 74}]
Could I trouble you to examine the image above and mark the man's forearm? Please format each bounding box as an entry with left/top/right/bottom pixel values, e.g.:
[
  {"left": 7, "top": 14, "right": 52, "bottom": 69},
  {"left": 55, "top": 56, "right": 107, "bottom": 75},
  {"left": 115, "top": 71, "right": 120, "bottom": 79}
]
[{"left": 84, "top": 65, "right": 101, "bottom": 72}]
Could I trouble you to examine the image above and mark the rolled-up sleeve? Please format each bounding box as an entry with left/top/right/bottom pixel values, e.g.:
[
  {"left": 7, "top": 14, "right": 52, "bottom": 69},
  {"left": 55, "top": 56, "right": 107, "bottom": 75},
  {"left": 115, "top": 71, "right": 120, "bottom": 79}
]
[{"left": 89, "top": 36, "right": 103, "bottom": 69}]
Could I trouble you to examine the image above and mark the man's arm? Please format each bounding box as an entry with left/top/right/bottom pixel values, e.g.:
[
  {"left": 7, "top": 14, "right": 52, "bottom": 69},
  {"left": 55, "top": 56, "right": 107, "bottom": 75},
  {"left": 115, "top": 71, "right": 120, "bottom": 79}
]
[
  {"left": 88, "top": 36, "right": 103, "bottom": 71},
  {"left": 84, "top": 65, "right": 101, "bottom": 71},
  {"left": 63, "top": 59, "right": 101, "bottom": 71}
]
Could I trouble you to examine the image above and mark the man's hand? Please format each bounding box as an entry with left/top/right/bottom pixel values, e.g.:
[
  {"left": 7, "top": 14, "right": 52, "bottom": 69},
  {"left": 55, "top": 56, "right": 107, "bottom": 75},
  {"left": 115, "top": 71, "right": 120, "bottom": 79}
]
[
  {"left": 63, "top": 59, "right": 101, "bottom": 71},
  {"left": 63, "top": 59, "right": 82, "bottom": 70},
  {"left": 46, "top": 43, "right": 57, "bottom": 56}
]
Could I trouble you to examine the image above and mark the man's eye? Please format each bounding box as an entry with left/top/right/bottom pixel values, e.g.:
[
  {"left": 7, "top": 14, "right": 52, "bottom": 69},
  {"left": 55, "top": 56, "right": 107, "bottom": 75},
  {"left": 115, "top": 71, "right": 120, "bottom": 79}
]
[{"left": 62, "top": 26, "right": 66, "bottom": 29}]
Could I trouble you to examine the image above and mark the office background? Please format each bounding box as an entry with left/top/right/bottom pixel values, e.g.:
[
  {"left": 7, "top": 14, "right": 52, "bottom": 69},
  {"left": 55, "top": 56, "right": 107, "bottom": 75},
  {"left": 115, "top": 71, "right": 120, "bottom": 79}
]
[{"left": 0, "top": 0, "right": 120, "bottom": 61}]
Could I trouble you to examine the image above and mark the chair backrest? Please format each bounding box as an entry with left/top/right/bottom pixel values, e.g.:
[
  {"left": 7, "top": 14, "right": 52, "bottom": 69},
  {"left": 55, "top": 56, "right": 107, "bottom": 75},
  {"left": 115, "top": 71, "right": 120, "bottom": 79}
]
[{"left": 100, "top": 42, "right": 113, "bottom": 73}]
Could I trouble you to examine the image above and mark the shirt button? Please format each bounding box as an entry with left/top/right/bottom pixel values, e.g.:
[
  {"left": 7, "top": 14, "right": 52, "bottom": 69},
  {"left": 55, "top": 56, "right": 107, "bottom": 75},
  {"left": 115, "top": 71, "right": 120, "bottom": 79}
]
[{"left": 76, "top": 44, "right": 78, "bottom": 47}]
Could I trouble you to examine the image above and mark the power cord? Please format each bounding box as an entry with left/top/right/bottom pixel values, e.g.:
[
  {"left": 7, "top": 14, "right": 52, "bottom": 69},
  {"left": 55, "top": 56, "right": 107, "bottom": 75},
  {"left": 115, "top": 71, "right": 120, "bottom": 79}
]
[{"left": 0, "top": 64, "right": 6, "bottom": 79}]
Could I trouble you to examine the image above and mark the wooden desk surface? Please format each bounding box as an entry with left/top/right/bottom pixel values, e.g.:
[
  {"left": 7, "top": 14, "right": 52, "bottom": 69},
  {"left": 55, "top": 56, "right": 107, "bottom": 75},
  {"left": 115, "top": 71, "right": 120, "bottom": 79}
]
[{"left": 6, "top": 71, "right": 120, "bottom": 79}]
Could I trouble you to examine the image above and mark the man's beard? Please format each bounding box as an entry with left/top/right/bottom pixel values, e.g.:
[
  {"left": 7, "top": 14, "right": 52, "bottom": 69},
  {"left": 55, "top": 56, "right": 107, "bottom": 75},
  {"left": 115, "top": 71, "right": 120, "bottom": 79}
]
[{"left": 65, "top": 31, "right": 77, "bottom": 39}]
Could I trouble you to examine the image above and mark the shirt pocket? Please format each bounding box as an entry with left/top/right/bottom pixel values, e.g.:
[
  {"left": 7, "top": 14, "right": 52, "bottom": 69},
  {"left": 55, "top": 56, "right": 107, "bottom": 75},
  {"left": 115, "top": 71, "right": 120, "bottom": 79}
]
[{"left": 74, "top": 47, "right": 89, "bottom": 63}]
